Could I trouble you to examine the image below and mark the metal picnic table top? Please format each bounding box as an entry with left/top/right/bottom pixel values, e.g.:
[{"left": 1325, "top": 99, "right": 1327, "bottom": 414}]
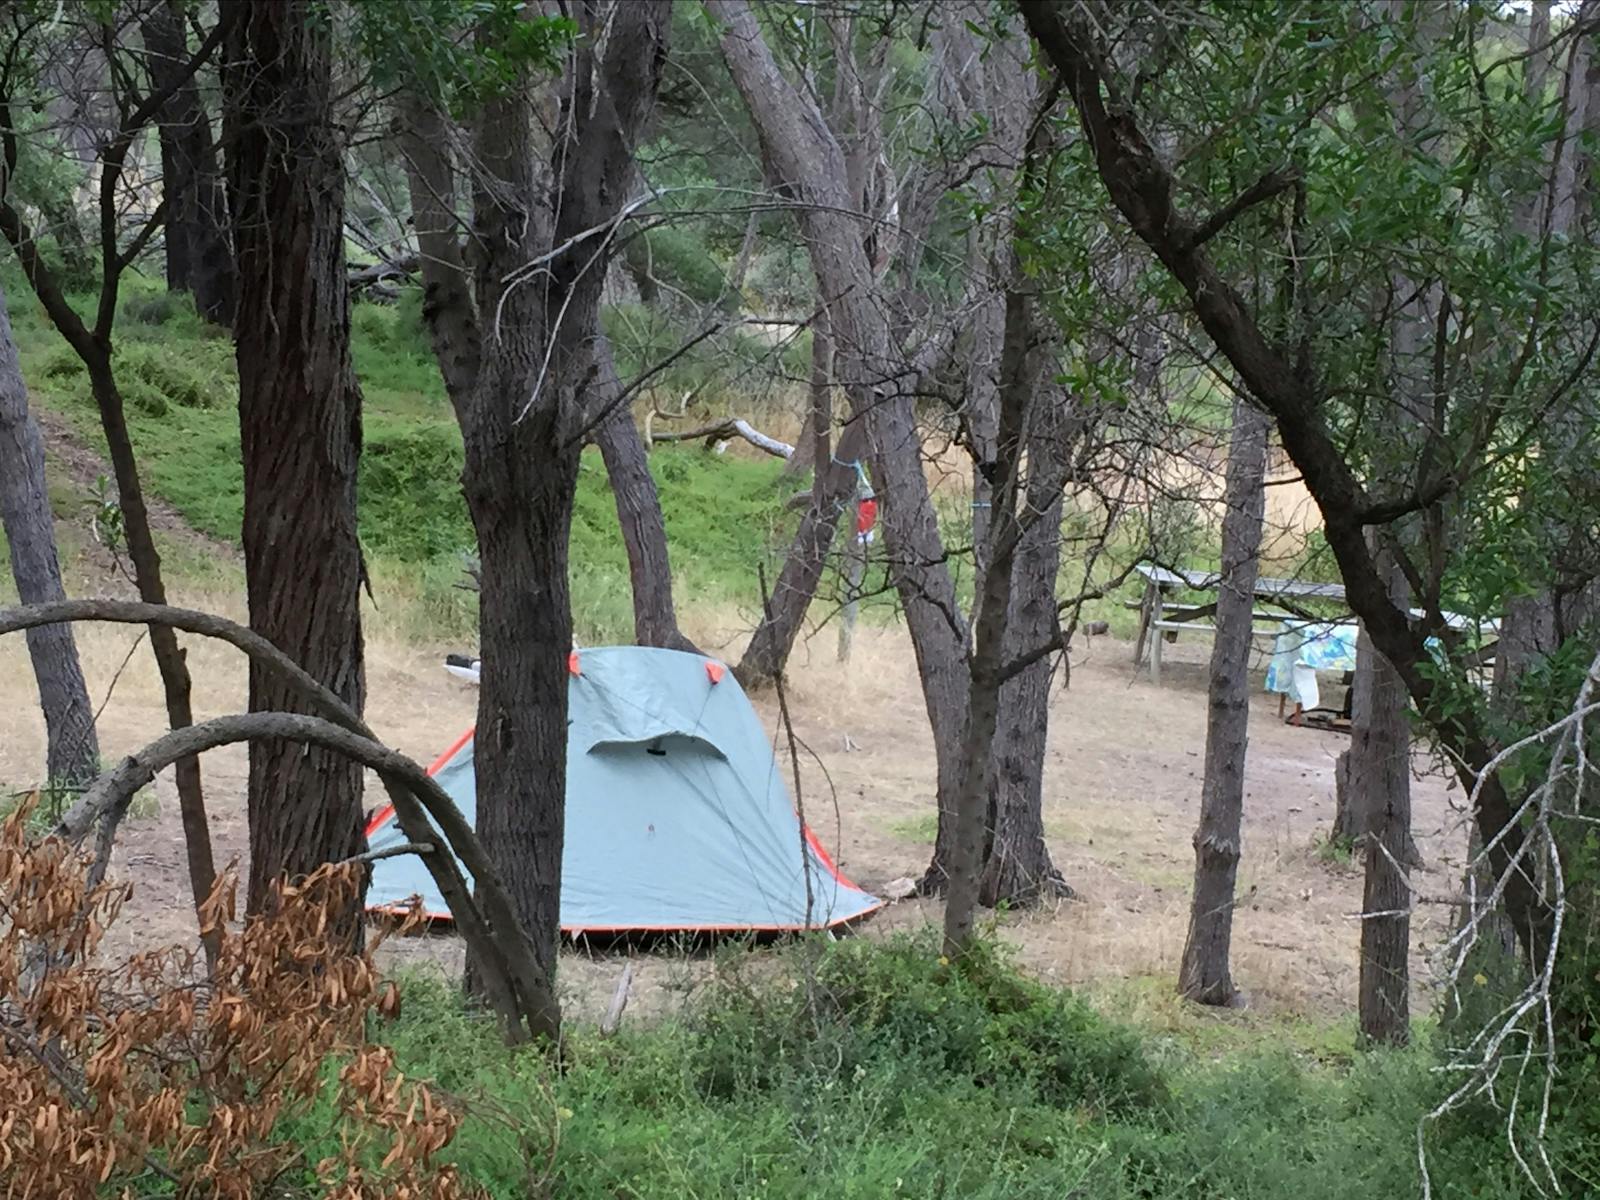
[
  {"left": 1132, "top": 561, "right": 1489, "bottom": 631},
  {"left": 1133, "top": 562, "right": 1347, "bottom": 604},
  {"left": 1131, "top": 561, "right": 1497, "bottom": 686}
]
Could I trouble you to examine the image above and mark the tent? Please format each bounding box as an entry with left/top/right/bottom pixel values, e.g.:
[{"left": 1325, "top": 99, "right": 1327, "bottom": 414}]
[{"left": 364, "top": 646, "right": 884, "bottom": 933}]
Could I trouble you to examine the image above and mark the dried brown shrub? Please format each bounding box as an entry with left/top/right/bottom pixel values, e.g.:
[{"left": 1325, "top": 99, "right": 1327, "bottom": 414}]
[{"left": 0, "top": 797, "right": 484, "bottom": 1198}]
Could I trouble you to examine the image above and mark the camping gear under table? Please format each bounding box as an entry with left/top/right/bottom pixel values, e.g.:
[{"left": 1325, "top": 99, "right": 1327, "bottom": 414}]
[
  {"left": 1265, "top": 618, "right": 1358, "bottom": 722},
  {"left": 1130, "top": 563, "right": 1345, "bottom": 685}
]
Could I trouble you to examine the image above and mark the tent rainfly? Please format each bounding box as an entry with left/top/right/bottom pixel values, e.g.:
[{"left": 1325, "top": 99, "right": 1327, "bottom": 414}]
[{"left": 364, "top": 646, "right": 884, "bottom": 933}]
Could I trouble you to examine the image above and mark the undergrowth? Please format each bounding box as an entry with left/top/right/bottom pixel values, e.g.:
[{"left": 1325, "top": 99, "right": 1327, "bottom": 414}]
[{"left": 320, "top": 934, "right": 1534, "bottom": 1200}]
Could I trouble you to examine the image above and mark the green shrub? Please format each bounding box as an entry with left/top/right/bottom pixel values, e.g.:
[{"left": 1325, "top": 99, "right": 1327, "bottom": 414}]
[
  {"left": 120, "top": 290, "right": 185, "bottom": 326},
  {"left": 691, "top": 934, "right": 1164, "bottom": 1116},
  {"left": 359, "top": 420, "right": 473, "bottom": 563},
  {"left": 39, "top": 346, "right": 85, "bottom": 380}
]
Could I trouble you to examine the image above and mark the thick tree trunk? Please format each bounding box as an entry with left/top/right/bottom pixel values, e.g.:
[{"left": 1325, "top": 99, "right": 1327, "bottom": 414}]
[
  {"left": 142, "top": 0, "right": 235, "bottom": 325},
  {"left": 1178, "top": 399, "right": 1269, "bottom": 1005},
  {"left": 223, "top": 0, "right": 366, "bottom": 934},
  {"left": 399, "top": 95, "right": 692, "bottom": 661},
  {"left": 943, "top": 291, "right": 1036, "bottom": 954},
  {"left": 977, "top": 487, "right": 1069, "bottom": 907},
  {"left": 398, "top": 87, "right": 567, "bottom": 1033},
  {"left": 590, "top": 340, "right": 697, "bottom": 653},
  {"left": 0, "top": 282, "right": 98, "bottom": 790},
  {"left": 976, "top": 377, "right": 1077, "bottom": 907},
  {"left": 942, "top": 545, "right": 1009, "bottom": 955},
  {"left": 456, "top": 0, "right": 669, "bottom": 1039},
  {"left": 465, "top": 431, "right": 575, "bottom": 1039},
  {"left": 453, "top": 69, "right": 569, "bottom": 1035},
  {"left": 1354, "top": 595, "right": 1413, "bottom": 1045}
]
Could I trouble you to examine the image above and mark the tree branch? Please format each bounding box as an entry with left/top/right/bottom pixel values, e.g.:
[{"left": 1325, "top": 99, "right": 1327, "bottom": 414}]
[
  {"left": 1184, "top": 167, "right": 1300, "bottom": 250},
  {"left": 0, "top": 599, "right": 546, "bottom": 1043},
  {"left": 649, "top": 415, "right": 794, "bottom": 458}
]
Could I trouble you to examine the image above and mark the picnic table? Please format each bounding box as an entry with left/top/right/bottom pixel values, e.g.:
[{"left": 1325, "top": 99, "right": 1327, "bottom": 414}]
[
  {"left": 1130, "top": 563, "right": 1344, "bottom": 685},
  {"left": 1131, "top": 562, "right": 1498, "bottom": 700}
]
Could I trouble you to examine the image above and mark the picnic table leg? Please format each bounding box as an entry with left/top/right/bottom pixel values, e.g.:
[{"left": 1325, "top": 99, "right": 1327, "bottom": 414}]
[
  {"left": 1151, "top": 587, "right": 1165, "bottom": 686},
  {"left": 1133, "top": 580, "right": 1154, "bottom": 666}
]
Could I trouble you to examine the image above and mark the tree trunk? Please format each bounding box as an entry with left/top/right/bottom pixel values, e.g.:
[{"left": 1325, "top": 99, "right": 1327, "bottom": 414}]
[
  {"left": 142, "top": 0, "right": 235, "bottom": 325},
  {"left": 710, "top": 5, "right": 973, "bottom": 838},
  {"left": 223, "top": 0, "right": 366, "bottom": 936},
  {"left": 1178, "top": 399, "right": 1269, "bottom": 1005},
  {"left": 1353, "top": 588, "right": 1412, "bottom": 1045},
  {"left": 84, "top": 354, "right": 216, "bottom": 949},
  {"left": 1022, "top": 3, "right": 1557, "bottom": 972},
  {"left": 0, "top": 282, "right": 99, "bottom": 790},
  {"left": 976, "top": 381, "right": 1077, "bottom": 907},
  {"left": 734, "top": 419, "right": 865, "bottom": 686},
  {"left": 590, "top": 339, "right": 697, "bottom": 653},
  {"left": 464, "top": 423, "right": 575, "bottom": 1041},
  {"left": 736, "top": 311, "right": 851, "bottom": 681},
  {"left": 943, "top": 290, "right": 1035, "bottom": 955},
  {"left": 456, "top": 0, "right": 669, "bottom": 1039},
  {"left": 977, "top": 489, "right": 1069, "bottom": 907},
  {"left": 1332, "top": 747, "right": 1359, "bottom": 844},
  {"left": 398, "top": 94, "right": 692, "bottom": 662},
  {"left": 725, "top": 205, "right": 761, "bottom": 299}
]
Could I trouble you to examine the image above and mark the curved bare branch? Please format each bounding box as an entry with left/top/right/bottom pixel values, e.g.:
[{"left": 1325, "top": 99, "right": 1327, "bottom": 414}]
[{"left": 0, "top": 598, "right": 550, "bottom": 1043}]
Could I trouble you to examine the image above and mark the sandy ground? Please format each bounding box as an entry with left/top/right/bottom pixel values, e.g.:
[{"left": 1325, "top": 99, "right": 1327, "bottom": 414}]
[{"left": 1, "top": 549, "right": 1472, "bottom": 1031}]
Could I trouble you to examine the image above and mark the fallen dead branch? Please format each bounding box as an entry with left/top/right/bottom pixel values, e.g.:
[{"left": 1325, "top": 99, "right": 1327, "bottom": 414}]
[{"left": 648, "top": 413, "right": 794, "bottom": 458}]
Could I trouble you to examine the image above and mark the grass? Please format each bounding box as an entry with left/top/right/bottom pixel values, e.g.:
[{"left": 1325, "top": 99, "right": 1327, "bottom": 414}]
[
  {"left": 1313, "top": 832, "right": 1357, "bottom": 868},
  {"left": 4, "top": 266, "right": 1204, "bottom": 651},
  {"left": 267, "top": 934, "right": 1537, "bottom": 1200},
  {"left": 7, "top": 274, "right": 799, "bottom": 646},
  {"left": 886, "top": 812, "right": 939, "bottom": 843}
]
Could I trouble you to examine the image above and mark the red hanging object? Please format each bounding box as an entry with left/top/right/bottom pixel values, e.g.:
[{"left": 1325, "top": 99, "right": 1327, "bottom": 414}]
[{"left": 855, "top": 497, "right": 878, "bottom": 542}]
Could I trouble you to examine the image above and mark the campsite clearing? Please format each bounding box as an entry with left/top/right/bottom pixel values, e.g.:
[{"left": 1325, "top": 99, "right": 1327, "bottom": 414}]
[{"left": 0, "top": 609, "right": 1461, "bottom": 1030}]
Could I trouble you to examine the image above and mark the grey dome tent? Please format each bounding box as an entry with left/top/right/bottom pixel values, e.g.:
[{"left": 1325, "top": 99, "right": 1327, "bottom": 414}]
[{"left": 364, "top": 646, "right": 883, "bottom": 933}]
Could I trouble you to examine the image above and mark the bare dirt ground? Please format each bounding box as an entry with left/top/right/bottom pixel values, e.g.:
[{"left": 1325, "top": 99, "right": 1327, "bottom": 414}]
[{"left": 1, "top": 568, "right": 1470, "bottom": 1033}]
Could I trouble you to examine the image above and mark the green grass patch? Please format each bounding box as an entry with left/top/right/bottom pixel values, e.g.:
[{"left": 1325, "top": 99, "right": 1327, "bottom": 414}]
[
  {"left": 1313, "top": 832, "right": 1358, "bottom": 868},
  {"left": 263, "top": 934, "right": 1541, "bottom": 1199},
  {"left": 885, "top": 812, "right": 939, "bottom": 843},
  {"left": 8, "top": 274, "right": 798, "bottom": 645}
]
